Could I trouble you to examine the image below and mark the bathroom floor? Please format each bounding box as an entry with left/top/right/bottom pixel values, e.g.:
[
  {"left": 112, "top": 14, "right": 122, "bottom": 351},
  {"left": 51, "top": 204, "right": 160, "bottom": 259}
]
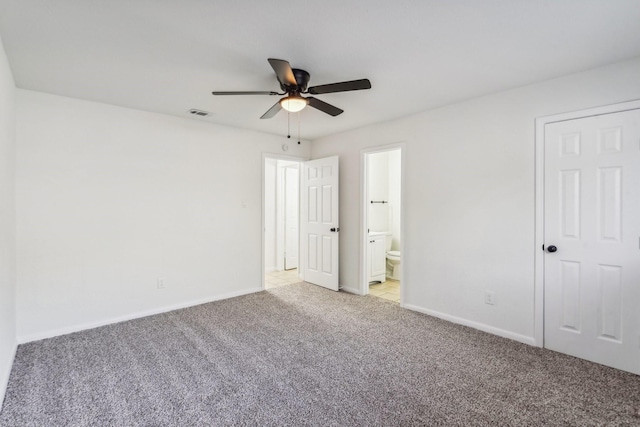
[
  {"left": 267, "top": 269, "right": 400, "bottom": 302},
  {"left": 265, "top": 268, "right": 301, "bottom": 289},
  {"left": 369, "top": 279, "right": 400, "bottom": 303}
]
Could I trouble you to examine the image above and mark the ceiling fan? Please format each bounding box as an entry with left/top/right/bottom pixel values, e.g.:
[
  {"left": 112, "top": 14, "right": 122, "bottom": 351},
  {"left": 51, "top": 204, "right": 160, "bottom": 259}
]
[{"left": 212, "top": 58, "right": 371, "bottom": 119}]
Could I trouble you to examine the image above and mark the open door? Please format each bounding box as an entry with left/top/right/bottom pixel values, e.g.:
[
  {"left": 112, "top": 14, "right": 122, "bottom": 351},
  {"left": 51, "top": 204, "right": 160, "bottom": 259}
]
[{"left": 300, "top": 156, "right": 339, "bottom": 291}]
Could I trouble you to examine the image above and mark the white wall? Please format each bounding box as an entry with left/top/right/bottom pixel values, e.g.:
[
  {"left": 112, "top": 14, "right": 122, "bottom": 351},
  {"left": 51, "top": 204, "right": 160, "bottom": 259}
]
[
  {"left": 16, "top": 90, "right": 310, "bottom": 342},
  {"left": 311, "top": 57, "right": 640, "bottom": 344},
  {"left": 0, "top": 35, "right": 16, "bottom": 408}
]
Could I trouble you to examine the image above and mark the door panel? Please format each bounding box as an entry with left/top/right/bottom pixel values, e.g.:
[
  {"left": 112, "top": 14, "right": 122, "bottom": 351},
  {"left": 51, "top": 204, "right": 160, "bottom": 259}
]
[
  {"left": 559, "top": 260, "right": 581, "bottom": 332},
  {"left": 301, "top": 156, "right": 339, "bottom": 291},
  {"left": 544, "top": 109, "right": 640, "bottom": 375}
]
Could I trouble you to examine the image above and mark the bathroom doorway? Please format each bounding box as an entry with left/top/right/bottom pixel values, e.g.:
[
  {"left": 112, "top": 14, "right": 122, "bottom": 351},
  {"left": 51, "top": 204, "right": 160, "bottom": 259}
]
[
  {"left": 361, "top": 145, "right": 404, "bottom": 303},
  {"left": 263, "top": 155, "right": 303, "bottom": 290}
]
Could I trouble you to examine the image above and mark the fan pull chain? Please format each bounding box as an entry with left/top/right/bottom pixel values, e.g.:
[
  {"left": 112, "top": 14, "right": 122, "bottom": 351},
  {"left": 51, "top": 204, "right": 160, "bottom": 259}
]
[
  {"left": 287, "top": 112, "right": 291, "bottom": 139},
  {"left": 297, "top": 112, "right": 301, "bottom": 144}
]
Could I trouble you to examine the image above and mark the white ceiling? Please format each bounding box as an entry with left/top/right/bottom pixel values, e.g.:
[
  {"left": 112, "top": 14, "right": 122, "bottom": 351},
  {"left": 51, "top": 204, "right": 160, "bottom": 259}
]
[{"left": 1, "top": 0, "right": 639, "bottom": 140}]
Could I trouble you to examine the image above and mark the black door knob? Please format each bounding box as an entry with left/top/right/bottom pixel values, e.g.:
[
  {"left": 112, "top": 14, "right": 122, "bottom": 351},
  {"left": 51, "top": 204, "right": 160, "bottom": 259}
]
[{"left": 547, "top": 245, "right": 557, "bottom": 253}]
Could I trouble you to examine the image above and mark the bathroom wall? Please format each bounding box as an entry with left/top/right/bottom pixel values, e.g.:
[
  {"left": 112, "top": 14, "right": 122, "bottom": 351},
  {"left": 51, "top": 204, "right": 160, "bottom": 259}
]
[
  {"left": 367, "top": 152, "right": 389, "bottom": 232},
  {"left": 16, "top": 89, "right": 311, "bottom": 342},
  {"left": 0, "top": 32, "right": 16, "bottom": 410}
]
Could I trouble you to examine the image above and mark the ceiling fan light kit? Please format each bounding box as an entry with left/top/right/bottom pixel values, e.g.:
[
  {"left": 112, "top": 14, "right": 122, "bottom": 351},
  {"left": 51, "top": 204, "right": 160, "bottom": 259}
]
[
  {"left": 280, "top": 95, "right": 308, "bottom": 113},
  {"left": 212, "top": 58, "right": 371, "bottom": 120}
]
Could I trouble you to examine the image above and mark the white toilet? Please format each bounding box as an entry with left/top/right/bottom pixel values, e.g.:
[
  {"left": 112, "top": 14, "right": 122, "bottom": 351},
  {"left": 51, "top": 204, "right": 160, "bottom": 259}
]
[{"left": 385, "top": 234, "right": 401, "bottom": 280}]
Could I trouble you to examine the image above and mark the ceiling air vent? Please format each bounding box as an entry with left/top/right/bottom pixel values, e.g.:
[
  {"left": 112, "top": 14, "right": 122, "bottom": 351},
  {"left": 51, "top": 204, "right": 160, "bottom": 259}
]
[{"left": 188, "top": 109, "right": 210, "bottom": 117}]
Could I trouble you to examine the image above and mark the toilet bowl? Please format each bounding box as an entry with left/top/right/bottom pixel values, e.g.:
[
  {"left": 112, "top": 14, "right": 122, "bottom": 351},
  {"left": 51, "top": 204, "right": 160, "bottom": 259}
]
[
  {"left": 386, "top": 250, "right": 401, "bottom": 280},
  {"left": 384, "top": 234, "right": 401, "bottom": 280}
]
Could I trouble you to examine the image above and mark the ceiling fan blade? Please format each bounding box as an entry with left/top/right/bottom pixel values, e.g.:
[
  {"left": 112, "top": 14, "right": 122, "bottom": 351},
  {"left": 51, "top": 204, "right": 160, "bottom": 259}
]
[
  {"left": 307, "top": 97, "right": 344, "bottom": 116},
  {"left": 212, "top": 91, "right": 279, "bottom": 95},
  {"left": 260, "top": 101, "right": 282, "bottom": 119},
  {"left": 307, "top": 79, "right": 371, "bottom": 95},
  {"left": 268, "top": 58, "right": 297, "bottom": 88}
]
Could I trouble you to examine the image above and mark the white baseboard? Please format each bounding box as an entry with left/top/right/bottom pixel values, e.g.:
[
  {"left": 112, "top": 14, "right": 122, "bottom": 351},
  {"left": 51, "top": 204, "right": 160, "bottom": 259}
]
[
  {"left": 404, "top": 304, "right": 536, "bottom": 346},
  {"left": 0, "top": 341, "right": 17, "bottom": 412},
  {"left": 17, "top": 287, "right": 263, "bottom": 344}
]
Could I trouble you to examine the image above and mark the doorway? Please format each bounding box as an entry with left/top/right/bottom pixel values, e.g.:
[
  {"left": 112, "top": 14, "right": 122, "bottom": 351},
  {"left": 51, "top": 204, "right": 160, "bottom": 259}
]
[
  {"left": 361, "top": 145, "right": 404, "bottom": 303},
  {"left": 263, "top": 154, "right": 341, "bottom": 291},
  {"left": 263, "top": 156, "right": 302, "bottom": 289},
  {"left": 535, "top": 100, "right": 640, "bottom": 375}
]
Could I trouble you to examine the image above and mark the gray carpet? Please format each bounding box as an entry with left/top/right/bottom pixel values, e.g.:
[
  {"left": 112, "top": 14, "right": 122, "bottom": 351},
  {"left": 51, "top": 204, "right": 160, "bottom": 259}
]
[{"left": 1, "top": 283, "right": 639, "bottom": 426}]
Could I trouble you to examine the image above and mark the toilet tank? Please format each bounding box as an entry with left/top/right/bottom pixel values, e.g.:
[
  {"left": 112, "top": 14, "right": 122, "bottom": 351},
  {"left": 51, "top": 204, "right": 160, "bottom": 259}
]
[{"left": 385, "top": 233, "right": 392, "bottom": 252}]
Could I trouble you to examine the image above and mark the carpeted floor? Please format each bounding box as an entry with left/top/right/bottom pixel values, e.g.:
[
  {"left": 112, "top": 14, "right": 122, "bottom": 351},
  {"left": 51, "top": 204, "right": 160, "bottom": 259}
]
[{"left": 1, "top": 282, "right": 639, "bottom": 426}]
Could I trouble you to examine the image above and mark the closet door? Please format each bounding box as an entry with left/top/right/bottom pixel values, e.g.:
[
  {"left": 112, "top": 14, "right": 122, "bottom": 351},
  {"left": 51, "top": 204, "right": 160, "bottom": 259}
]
[{"left": 543, "top": 109, "right": 640, "bottom": 375}]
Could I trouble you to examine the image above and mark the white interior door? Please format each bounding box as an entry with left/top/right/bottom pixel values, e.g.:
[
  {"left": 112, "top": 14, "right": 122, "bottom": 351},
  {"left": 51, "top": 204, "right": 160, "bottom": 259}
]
[
  {"left": 284, "top": 165, "right": 299, "bottom": 270},
  {"left": 544, "top": 109, "right": 640, "bottom": 375},
  {"left": 300, "top": 156, "right": 339, "bottom": 291}
]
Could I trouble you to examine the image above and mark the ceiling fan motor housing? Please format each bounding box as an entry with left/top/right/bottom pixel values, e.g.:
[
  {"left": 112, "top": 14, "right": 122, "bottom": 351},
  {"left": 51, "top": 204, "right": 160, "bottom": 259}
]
[{"left": 288, "top": 68, "right": 310, "bottom": 92}]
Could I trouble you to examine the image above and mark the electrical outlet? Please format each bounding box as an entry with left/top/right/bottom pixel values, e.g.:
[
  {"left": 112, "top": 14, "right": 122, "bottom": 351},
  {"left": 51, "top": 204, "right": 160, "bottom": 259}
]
[
  {"left": 157, "top": 279, "right": 165, "bottom": 289},
  {"left": 484, "top": 290, "right": 495, "bottom": 305}
]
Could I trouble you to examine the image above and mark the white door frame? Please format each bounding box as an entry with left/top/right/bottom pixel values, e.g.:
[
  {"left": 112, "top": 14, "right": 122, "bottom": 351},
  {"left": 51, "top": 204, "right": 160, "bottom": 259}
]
[
  {"left": 359, "top": 143, "right": 406, "bottom": 303},
  {"left": 262, "top": 153, "right": 306, "bottom": 290},
  {"left": 533, "top": 99, "right": 640, "bottom": 347}
]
